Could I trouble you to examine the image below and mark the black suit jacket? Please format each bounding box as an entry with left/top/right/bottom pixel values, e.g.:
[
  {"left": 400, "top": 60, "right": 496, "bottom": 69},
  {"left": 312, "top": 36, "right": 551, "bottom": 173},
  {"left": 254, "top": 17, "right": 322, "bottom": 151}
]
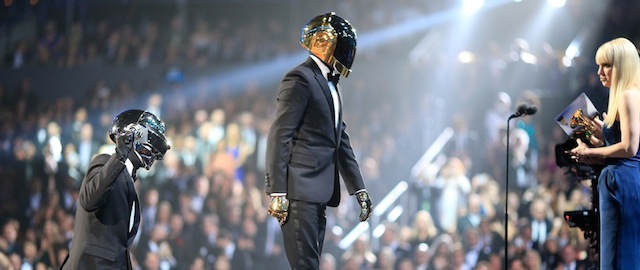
[
  {"left": 265, "top": 57, "right": 366, "bottom": 207},
  {"left": 61, "top": 153, "right": 140, "bottom": 270}
]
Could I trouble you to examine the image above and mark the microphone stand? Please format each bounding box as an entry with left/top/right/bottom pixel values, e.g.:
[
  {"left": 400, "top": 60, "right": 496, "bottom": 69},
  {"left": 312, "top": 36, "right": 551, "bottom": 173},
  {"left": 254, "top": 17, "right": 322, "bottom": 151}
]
[
  {"left": 503, "top": 104, "right": 536, "bottom": 269},
  {"left": 504, "top": 113, "right": 518, "bottom": 269},
  {"left": 504, "top": 116, "right": 511, "bottom": 269}
]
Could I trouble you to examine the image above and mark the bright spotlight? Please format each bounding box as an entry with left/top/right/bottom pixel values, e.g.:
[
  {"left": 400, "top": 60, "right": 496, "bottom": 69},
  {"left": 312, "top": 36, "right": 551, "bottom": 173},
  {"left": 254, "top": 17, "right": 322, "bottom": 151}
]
[
  {"left": 462, "top": 0, "right": 485, "bottom": 15},
  {"left": 562, "top": 56, "right": 572, "bottom": 67},
  {"left": 520, "top": 51, "right": 537, "bottom": 64},
  {"left": 562, "top": 37, "right": 583, "bottom": 67},
  {"left": 565, "top": 42, "right": 580, "bottom": 60},
  {"left": 387, "top": 205, "right": 403, "bottom": 222},
  {"left": 331, "top": 226, "right": 343, "bottom": 236},
  {"left": 547, "top": 0, "right": 566, "bottom": 8},
  {"left": 458, "top": 51, "right": 476, "bottom": 64},
  {"left": 372, "top": 224, "right": 386, "bottom": 238}
]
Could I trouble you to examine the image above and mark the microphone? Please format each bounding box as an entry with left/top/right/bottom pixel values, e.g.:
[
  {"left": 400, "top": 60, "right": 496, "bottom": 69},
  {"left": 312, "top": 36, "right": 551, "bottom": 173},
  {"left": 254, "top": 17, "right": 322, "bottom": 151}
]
[
  {"left": 509, "top": 103, "right": 537, "bottom": 119},
  {"left": 525, "top": 104, "right": 538, "bottom": 116}
]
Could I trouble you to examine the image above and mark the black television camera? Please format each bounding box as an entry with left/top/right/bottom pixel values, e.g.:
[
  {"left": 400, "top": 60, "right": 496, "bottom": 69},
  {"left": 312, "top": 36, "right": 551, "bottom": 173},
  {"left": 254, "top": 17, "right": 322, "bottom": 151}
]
[
  {"left": 565, "top": 209, "right": 599, "bottom": 254},
  {"left": 555, "top": 138, "right": 598, "bottom": 181},
  {"left": 555, "top": 138, "right": 601, "bottom": 258}
]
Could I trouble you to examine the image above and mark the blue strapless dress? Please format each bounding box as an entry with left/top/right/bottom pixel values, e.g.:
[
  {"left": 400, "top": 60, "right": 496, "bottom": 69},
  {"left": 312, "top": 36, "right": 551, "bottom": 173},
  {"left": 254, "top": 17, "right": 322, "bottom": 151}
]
[{"left": 599, "top": 121, "right": 640, "bottom": 269}]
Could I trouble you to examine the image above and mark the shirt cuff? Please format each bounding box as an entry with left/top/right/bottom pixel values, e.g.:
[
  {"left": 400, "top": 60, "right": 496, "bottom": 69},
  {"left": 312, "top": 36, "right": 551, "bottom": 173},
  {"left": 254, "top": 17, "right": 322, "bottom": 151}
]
[{"left": 270, "top": 193, "right": 287, "bottom": 197}]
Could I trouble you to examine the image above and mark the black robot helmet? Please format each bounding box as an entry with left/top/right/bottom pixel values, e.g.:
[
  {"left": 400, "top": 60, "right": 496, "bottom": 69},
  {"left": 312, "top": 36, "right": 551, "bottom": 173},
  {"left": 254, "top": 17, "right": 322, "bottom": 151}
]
[
  {"left": 301, "top": 12, "right": 357, "bottom": 77},
  {"left": 109, "top": 109, "right": 170, "bottom": 170}
]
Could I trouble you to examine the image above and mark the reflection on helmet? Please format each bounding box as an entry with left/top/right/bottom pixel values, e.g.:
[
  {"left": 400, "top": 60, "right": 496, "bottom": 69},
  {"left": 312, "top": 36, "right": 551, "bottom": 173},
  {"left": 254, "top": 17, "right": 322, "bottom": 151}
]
[
  {"left": 301, "top": 12, "right": 357, "bottom": 77},
  {"left": 109, "top": 109, "right": 170, "bottom": 169}
]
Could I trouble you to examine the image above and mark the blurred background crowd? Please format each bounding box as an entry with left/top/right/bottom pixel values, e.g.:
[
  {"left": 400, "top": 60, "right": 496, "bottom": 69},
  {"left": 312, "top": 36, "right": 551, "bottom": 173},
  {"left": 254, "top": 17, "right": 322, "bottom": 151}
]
[{"left": 0, "top": 0, "right": 638, "bottom": 269}]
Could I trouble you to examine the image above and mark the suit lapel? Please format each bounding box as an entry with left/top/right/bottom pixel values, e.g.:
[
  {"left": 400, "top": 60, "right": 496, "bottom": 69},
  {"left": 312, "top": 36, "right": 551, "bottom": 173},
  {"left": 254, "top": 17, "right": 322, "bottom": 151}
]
[
  {"left": 316, "top": 75, "right": 334, "bottom": 115},
  {"left": 306, "top": 58, "right": 343, "bottom": 144},
  {"left": 307, "top": 59, "right": 337, "bottom": 132}
]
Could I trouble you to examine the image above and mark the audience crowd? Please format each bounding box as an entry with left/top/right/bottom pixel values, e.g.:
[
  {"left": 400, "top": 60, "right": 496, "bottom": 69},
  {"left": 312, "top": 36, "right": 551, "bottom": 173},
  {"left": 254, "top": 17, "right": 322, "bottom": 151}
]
[{"left": 2, "top": 0, "right": 640, "bottom": 269}]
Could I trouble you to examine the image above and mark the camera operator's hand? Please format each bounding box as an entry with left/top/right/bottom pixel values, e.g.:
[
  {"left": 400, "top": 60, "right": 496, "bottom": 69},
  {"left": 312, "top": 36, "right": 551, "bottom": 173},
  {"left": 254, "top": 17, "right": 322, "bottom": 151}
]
[{"left": 115, "top": 129, "right": 134, "bottom": 162}]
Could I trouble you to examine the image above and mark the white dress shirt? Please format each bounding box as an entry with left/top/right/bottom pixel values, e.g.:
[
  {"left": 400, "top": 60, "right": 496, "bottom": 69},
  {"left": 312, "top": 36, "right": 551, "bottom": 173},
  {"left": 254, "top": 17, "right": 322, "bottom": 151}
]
[{"left": 309, "top": 55, "right": 340, "bottom": 128}]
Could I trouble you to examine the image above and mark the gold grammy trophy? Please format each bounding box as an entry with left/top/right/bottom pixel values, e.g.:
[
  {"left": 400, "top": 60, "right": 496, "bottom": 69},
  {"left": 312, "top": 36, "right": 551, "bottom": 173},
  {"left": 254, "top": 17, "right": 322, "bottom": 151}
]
[
  {"left": 570, "top": 109, "right": 597, "bottom": 140},
  {"left": 556, "top": 93, "right": 599, "bottom": 140}
]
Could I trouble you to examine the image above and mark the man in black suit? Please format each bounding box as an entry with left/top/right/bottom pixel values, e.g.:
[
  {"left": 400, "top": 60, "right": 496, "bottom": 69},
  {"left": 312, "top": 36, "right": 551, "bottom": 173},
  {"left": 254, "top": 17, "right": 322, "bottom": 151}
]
[
  {"left": 265, "top": 12, "right": 372, "bottom": 269},
  {"left": 61, "top": 109, "right": 170, "bottom": 270},
  {"left": 528, "top": 198, "right": 553, "bottom": 252}
]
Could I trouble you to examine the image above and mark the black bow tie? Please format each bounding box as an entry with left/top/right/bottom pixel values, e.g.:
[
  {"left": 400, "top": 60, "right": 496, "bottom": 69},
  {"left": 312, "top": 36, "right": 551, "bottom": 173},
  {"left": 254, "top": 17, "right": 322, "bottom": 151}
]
[{"left": 327, "top": 73, "right": 340, "bottom": 85}]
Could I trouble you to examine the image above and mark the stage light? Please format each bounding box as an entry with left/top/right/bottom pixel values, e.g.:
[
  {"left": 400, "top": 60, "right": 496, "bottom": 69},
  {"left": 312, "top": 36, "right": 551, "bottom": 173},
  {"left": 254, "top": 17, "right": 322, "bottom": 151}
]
[
  {"left": 547, "top": 0, "right": 566, "bottom": 8},
  {"left": 167, "top": 0, "right": 513, "bottom": 104},
  {"left": 372, "top": 224, "right": 386, "bottom": 238},
  {"left": 458, "top": 51, "right": 476, "bottom": 64},
  {"left": 387, "top": 205, "right": 404, "bottom": 222},
  {"left": 562, "top": 56, "right": 572, "bottom": 67},
  {"left": 462, "top": 0, "right": 485, "bottom": 15},
  {"left": 338, "top": 222, "right": 369, "bottom": 250},
  {"left": 331, "top": 226, "right": 343, "bottom": 236},
  {"left": 562, "top": 22, "right": 598, "bottom": 67},
  {"left": 520, "top": 51, "right": 537, "bottom": 64},
  {"left": 563, "top": 41, "right": 580, "bottom": 67}
]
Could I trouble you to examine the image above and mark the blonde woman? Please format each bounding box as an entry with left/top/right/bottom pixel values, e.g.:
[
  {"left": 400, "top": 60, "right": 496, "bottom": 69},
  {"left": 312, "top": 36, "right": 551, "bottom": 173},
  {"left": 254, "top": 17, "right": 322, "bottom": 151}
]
[
  {"left": 570, "top": 37, "right": 640, "bottom": 269},
  {"left": 409, "top": 210, "right": 439, "bottom": 248}
]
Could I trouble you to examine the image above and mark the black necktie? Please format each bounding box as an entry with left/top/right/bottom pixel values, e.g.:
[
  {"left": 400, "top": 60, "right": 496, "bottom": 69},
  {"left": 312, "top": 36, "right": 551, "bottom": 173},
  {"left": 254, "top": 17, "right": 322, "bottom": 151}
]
[{"left": 328, "top": 73, "right": 339, "bottom": 85}]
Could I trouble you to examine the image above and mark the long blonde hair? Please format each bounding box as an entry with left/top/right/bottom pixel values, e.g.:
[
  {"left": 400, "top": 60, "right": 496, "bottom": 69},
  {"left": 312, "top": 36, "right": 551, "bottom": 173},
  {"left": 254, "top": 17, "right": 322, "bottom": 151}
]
[{"left": 595, "top": 37, "right": 640, "bottom": 127}]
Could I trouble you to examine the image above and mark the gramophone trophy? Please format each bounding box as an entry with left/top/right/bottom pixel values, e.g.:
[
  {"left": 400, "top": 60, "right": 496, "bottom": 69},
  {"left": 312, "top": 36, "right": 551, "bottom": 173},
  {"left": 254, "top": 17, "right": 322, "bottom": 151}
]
[
  {"left": 555, "top": 93, "right": 599, "bottom": 140},
  {"left": 570, "top": 109, "right": 598, "bottom": 140}
]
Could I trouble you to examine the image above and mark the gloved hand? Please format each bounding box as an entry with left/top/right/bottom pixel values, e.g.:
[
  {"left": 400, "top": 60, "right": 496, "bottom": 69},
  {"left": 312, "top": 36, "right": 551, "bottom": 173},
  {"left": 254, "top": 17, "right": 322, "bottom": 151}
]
[
  {"left": 115, "top": 129, "right": 134, "bottom": 162},
  {"left": 267, "top": 195, "right": 289, "bottom": 225},
  {"left": 356, "top": 190, "right": 372, "bottom": 222}
]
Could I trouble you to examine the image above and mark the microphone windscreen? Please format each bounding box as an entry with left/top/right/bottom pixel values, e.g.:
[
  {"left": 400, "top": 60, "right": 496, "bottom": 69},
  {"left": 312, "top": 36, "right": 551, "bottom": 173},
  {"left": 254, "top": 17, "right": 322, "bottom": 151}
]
[
  {"left": 516, "top": 103, "right": 529, "bottom": 113},
  {"left": 526, "top": 105, "right": 538, "bottom": 115}
]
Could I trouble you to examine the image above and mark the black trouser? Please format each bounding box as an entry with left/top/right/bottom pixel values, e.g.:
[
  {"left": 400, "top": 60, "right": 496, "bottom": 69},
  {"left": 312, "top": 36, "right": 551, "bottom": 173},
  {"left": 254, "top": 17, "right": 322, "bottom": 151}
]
[{"left": 281, "top": 200, "right": 327, "bottom": 270}]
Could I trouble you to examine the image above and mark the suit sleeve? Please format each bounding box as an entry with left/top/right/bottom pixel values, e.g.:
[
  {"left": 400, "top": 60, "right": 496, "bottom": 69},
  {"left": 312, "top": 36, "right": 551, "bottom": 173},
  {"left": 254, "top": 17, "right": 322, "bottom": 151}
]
[
  {"left": 338, "top": 121, "right": 366, "bottom": 195},
  {"left": 78, "top": 153, "right": 127, "bottom": 212},
  {"left": 265, "top": 72, "right": 310, "bottom": 194}
]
